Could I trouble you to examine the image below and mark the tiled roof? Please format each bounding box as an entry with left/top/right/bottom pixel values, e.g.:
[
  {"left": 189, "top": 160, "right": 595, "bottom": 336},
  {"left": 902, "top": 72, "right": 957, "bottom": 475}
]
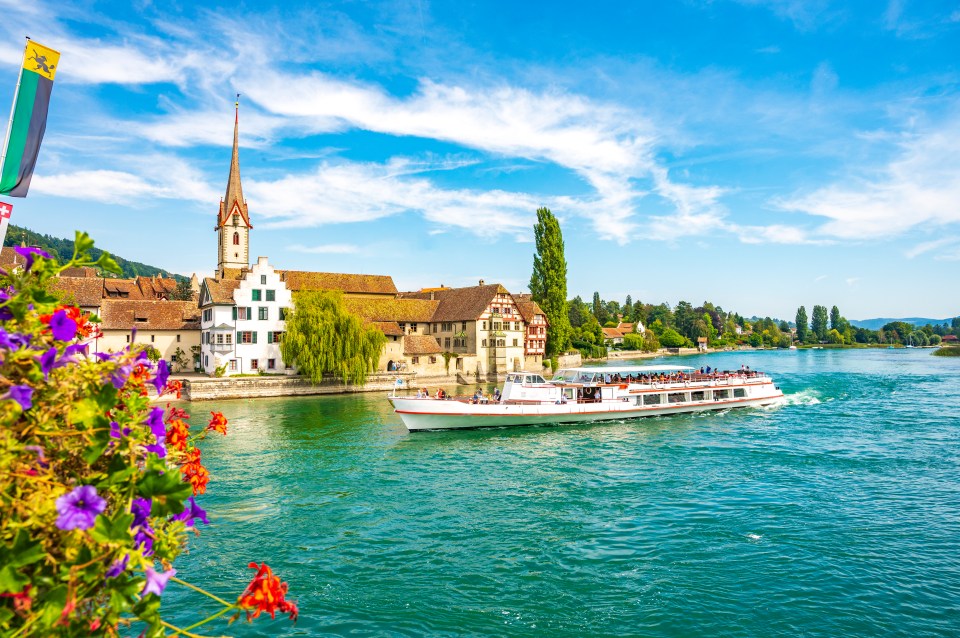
[
  {"left": 403, "top": 334, "right": 442, "bottom": 355},
  {"left": 60, "top": 266, "right": 99, "bottom": 278},
  {"left": 602, "top": 327, "right": 624, "bottom": 339},
  {"left": 220, "top": 267, "right": 248, "bottom": 281},
  {"left": 401, "top": 283, "right": 507, "bottom": 321},
  {"left": 136, "top": 276, "right": 178, "bottom": 298},
  {"left": 372, "top": 321, "right": 404, "bottom": 336},
  {"left": 99, "top": 300, "right": 201, "bottom": 331},
  {"left": 280, "top": 270, "right": 397, "bottom": 295},
  {"left": 617, "top": 322, "right": 634, "bottom": 333},
  {"left": 201, "top": 278, "right": 241, "bottom": 304},
  {"left": 0, "top": 246, "right": 25, "bottom": 268},
  {"left": 103, "top": 279, "right": 145, "bottom": 300},
  {"left": 344, "top": 297, "right": 438, "bottom": 323},
  {"left": 513, "top": 297, "right": 548, "bottom": 323},
  {"left": 50, "top": 277, "right": 105, "bottom": 308}
]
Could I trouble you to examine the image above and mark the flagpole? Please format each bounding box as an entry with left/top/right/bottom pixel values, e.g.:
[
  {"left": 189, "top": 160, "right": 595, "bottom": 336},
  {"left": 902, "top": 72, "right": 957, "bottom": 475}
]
[
  {"left": 0, "top": 37, "right": 30, "bottom": 245},
  {"left": 0, "top": 37, "right": 30, "bottom": 179}
]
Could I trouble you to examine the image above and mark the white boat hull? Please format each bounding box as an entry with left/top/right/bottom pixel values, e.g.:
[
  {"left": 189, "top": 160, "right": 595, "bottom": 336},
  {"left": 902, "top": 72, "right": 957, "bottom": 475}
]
[{"left": 390, "top": 383, "right": 784, "bottom": 431}]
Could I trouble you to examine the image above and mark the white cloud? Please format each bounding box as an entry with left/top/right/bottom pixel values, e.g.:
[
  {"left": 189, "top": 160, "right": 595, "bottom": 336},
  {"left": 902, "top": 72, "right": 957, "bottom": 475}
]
[
  {"left": 776, "top": 117, "right": 960, "bottom": 239},
  {"left": 845, "top": 277, "right": 860, "bottom": 286},
  {"left": 905, "top": 236, "right": 960, "bottom": 259}
]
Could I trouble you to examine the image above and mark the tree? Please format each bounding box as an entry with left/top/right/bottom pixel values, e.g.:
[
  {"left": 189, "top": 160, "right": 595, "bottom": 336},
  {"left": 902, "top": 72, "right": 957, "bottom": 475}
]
[
  {"left": 622, "top": 332, "right": 643, "bottom": 350},
  {"left": 567, "top": 295, "right": 588, "bottom": 328},
  {"left": 171, "top": 279, "right": 194, "bottom": 301},
  {"left": 280, "top": 290, "right": 386, "bottom": 385},
  {"left": 830, "top": 305, "right": 841, "bottom": 331},
  {"left": 529, "top": 207, "right": 572, "bottom": 356},
  {"left": 826, "top": 328, "right": 844, "bottom": 344},
  {"left": 811, "top": 305, "right": 829, "bottom": 342},
  {"left": 592, "top": 292, "right": 609, "bottom": 325},
  {"left": 659, "top": 328, "right": 687, "bottom": 348},
  {"left": 641, "top": 329, "right": 660, "bottom": 352}
]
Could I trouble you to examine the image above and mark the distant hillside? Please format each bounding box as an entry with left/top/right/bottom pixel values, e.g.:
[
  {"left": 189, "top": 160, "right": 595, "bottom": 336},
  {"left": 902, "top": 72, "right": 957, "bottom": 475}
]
[
  {"left": 850, "top": 317, "right": 953, "bottom": 330},
  {"left": 3, "top": 224, "right": 188, "bottom": 283}
]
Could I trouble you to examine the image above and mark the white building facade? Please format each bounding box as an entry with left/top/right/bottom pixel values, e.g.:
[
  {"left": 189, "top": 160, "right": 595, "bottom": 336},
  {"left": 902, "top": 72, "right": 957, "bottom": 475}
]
[{"left": 199, "top": 257, "right": 292, "bottom": 376}]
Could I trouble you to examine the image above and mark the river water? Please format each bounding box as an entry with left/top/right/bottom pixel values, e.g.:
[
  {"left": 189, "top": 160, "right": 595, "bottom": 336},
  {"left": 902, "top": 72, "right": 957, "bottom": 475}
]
[{"left": 164, "top": 349, "right": 960, "bottom": 637}]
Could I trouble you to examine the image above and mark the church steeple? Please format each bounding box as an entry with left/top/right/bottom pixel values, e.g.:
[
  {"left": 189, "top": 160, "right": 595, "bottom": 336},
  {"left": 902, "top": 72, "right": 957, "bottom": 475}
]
[{"left": 216, "top": 96, "right": 252, "bottom": 277}]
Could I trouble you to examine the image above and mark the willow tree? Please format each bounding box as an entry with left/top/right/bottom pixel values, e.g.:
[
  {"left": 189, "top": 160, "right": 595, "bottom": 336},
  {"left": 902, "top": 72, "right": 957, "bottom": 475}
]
[
  {"left": 529, "top": 207, "right": 571, "bottom": 356},
  {"left": 280, "top": 290, "right": 386, "bottom": 385}
]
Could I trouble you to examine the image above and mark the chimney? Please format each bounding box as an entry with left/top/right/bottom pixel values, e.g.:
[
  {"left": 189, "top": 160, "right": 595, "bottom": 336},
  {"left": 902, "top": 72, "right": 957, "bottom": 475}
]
[
  {"left": 430, "top": 291, "right": 435, "bottom": 300},
  {"left": 479, "top": 279, "right": 485, "bottom": 286}
]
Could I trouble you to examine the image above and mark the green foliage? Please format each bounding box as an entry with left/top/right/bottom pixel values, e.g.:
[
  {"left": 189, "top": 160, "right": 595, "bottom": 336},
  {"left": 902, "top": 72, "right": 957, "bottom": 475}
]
[
  {"left": 170, "top": 280, "right": 194, "bottom": 301},
  {"left": 830, "top": 305, "right": 841, "bottom": 331},
  {"left": 933, "top": 346, "right": 960, "bottom": 356},
  {"left": 827, "top": 328, "right": 844, "bottom": 344},
  {"left": 621, "top": 332, "right": 643, "bottom": 350},
  {"left": 4, "top": 224, "right": 187, "bottom": 283},
  {"left": 171, "top": 347, "right": 189, "bottom": 373},
  {"left": 811, "top": 305, "right": 829, "bottom": 342},
  {"left": 529, "top": 207, "right": 571, "bottom": 356},
  {"left": 281, "top": 290, "right": 386, "bottom": 385},
  {"left": 641, "top": 330, "right": 660, "bottom": 352},
  {"left": 0, "top": 238, "right": 293, "bottom": 635},
  {"left": 659, "top": 328, "right": 687, "bottom": 348}
]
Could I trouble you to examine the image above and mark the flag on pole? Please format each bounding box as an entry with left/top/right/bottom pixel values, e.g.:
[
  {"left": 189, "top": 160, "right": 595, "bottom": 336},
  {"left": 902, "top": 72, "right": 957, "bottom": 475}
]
[
  {"left": 0, "top": 40, "right": 60, "bottom": 197},
  {"left": 0, "top": 199, "right": 12, "bottom": 246}
]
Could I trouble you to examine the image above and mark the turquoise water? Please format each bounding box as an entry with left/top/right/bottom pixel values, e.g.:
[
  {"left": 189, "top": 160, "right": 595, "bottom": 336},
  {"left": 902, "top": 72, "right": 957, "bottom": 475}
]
[{"left": 165, "top": 349, "right": 960, "bottom": 636}]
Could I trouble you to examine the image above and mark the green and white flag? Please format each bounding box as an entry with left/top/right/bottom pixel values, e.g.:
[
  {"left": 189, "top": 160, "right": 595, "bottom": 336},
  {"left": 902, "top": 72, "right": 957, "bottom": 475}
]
[{"left": 0, "top": 40, "right": 59, "bottom": 197}]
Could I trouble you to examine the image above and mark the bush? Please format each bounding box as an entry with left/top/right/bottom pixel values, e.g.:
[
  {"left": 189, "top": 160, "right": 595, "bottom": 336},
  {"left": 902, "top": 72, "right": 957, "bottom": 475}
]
[{"left": 0, "top": 236, "right": 297, "bottom": 636}]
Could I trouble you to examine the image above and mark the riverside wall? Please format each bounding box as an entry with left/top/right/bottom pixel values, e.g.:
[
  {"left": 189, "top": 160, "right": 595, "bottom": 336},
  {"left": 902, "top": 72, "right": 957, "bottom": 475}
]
[{"left": 182, "top": 372, "right": 460, "bottom": 401}]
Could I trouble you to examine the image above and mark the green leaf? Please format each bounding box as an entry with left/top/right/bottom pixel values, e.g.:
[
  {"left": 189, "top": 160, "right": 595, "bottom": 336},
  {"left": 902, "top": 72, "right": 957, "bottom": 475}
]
[
  {"left": 89, "top": 512, "right": 134, "bottom": 544},
  {"left": 73, "top": 231, "right": 95, "bottom": 259},
  {"left": 83, "top": 424, "right": 112, "bottom": 464},
  {"left": 137, "top": 470, "right": 192, "bottom": 515},
  {"left": 96, "top": 251, "right": 122, "bottom": 275},
  {"left": 0, "top": 565, "right": 28, "bottom": 594},
  {"left": 133, "top": 592, "right": 161, "bottom": 625},
  {"left": 8, "top": 529, "right": 45, "bottom": 569}
]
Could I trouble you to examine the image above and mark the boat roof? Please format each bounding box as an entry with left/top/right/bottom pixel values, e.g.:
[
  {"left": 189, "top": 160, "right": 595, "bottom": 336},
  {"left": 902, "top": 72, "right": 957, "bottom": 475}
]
[{"left": 557, "top": 365, "right": 696, "bottom": 374}]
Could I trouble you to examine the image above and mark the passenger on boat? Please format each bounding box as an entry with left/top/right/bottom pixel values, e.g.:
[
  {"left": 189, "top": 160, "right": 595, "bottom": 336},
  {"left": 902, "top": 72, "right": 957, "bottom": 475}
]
[{"left": 493, "top": 387, "right": 501, "bottom": 401}]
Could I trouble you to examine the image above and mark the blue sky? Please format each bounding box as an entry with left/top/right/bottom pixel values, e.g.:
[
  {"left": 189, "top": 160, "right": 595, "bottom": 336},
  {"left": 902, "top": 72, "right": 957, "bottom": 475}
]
[{"left": 0, "top": 0, "right": 958, "bottom": 320}]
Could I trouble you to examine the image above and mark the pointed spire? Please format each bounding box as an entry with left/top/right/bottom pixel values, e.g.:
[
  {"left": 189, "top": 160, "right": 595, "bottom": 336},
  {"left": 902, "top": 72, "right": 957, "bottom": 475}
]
[{"left": 218, "top": 94, "right": 251, "bottom": 228}]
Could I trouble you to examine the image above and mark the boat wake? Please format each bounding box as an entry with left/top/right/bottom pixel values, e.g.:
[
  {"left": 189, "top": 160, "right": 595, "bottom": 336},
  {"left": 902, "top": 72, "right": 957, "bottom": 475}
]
[{"left": 782, "top": 389, "right": 821, "bottom": 406}]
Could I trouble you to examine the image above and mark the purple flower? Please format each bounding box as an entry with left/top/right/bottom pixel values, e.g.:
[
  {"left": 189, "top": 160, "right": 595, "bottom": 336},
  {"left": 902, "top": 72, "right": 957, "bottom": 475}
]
[
  {"left": 24, "top": 445, "right": 48, "bottom": 468},
  {"left": 106, "top": 555, "right": 129, "bottom": 579},
  {"left": 39, "top": 348, "right": 57, "bottom": 379},
  {"left": 171, "top": 497, "right": 209, "bottom": 527},
  {"left": 143, "top": 442, "right": 166, "bottom": 458},
  {"left": 110, "top": 363, "right": 132, "bottom": 389},
  {"left": 13, "top": 246, "right": 50, "bottom": 270},
  {"left": 5, "top": 384, "right": 33, "bottom": 410},
  {"left": 142, "top": 567, "right": 176, "bottom": 597},
  {"left": 131, "top": 497, "right": 154, "bottom": 556},
  {"left": 55, "top": 485, "right": 106, "bottom": 531},
  {"left": 145, "top": 407, "right": 166, "bottom": 439},
  {"left": 109, "top": 421, "right": 131, "bottom": 439},
  {"left": 38, "top": 344, "right": 88, "bottom": 379},
  {"left": 0, "top": 328, "right": 29, "bottom": 350},
  {"left": 152, "top": 359, "right": 170, "bottom": 395},
  {"left": 49, "top": 309, "right": 77, "bottom": 341}
]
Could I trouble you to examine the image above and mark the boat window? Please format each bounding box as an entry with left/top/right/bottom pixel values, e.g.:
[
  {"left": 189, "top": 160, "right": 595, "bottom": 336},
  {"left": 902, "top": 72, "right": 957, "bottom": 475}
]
[
  {"left": 714, "top": 389, "right": 730, "bottom": 400},
  {"left": 643, "top": 394, "right": 662, "bottom": 405},
  {"left": 553, "top": 370, "right": 579, "bottom": 382},
  {"left": 668, "top": 392, "right": 687, "bottom": 404},
  {"left": 734, "top": 388, "right": 746, "bottom": 398},
  {"left": 563, "top": 388, "right": 575, "bottom": 400},
  {"left": 506, "top": 373, "right": 521, "bottom": 383},
  {"left": 691, "top": 391, "right": 706, "bottom": 401},
  {"left": 530, "top": 375, "right": 546, "bottom": 384}
]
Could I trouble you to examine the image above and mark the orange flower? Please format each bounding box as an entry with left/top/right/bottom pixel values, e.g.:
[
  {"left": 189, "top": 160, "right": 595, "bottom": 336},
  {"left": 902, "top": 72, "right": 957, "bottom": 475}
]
[
  {"left": 164, "top": 379, "right": 183, "bottom": 399},
  {"left": 166, "top": 417, "right": 190, "bottom": 452},
  {"left": 207, "top": 411, "right": 228, "bottom": 435},
  {"left": 180, "top": 447, "right": 210, "bottom": 495},
  {"left": 237, "top": 562, "right": 298, "bottom": 622}
]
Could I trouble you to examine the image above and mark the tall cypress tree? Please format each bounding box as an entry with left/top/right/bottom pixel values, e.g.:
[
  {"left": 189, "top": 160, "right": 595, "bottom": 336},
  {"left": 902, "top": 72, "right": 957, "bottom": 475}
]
[
  {"left": 529, "top": 207, "right": 571, "bottom": 357},
  {"left": 830, "top": 305, "right": 841, "bottom": 331},
  {"left": 811, "top": 305, "right": 829, "bottom": 342},
  {"left": 796, "top": 306, "right": 808, "bottom": 342}
]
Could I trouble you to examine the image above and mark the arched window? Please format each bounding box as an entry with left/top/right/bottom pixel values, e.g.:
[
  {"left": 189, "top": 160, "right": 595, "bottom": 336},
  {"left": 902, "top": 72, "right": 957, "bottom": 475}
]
[{"left": 233, "top": 232, "right": 240, "bottom": 245}]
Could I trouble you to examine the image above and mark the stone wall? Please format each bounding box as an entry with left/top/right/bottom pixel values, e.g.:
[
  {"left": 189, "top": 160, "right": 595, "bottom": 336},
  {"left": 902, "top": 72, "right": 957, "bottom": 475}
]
[{"left": 183, "top": 372, "right": 423, "bottom": 401}]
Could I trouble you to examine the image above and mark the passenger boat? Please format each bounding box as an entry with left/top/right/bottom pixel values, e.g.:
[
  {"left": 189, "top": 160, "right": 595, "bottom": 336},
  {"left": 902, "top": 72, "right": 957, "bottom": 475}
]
[{"left": 389, "top": 364, "right": 785, "bottom": 431}]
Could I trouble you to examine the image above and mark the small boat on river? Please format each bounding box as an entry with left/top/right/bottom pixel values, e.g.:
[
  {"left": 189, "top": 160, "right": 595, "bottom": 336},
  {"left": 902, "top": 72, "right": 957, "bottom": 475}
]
[{"left": 389, "top": 364, "right": 785, "bottom": 431}]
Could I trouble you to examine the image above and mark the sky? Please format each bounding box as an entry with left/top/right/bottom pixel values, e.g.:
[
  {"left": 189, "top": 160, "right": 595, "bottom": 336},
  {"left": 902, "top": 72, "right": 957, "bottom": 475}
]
[{"left": 0, "top": 0, "right": 958, "bottom": 320}]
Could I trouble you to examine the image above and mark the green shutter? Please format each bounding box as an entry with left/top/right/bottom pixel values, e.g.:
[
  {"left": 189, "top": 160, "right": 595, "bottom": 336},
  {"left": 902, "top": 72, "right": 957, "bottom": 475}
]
[
  {"left": 252, "top": 331, "right": 258, "bottom": 344},
  {"left": 267, "top": 331, "right": 272, "bottom": 343},
  {"left": 247, "top": 307, "right": 252, "bottom": 318},
  {"left": 232, "top": 307, "right": 237, "bottom": 320}
]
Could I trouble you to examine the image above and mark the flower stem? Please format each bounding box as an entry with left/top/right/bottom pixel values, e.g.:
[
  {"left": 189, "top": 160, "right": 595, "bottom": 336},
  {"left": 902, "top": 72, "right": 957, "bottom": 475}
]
[
  {"left": 169, "top": 576, "right": 233, "bottom": 607},
  {"left": 159, "top": 619, "right": 228, "bottom": 637},
  {"left": 182, "top": 605, "right": 235, "bottom": 632}
]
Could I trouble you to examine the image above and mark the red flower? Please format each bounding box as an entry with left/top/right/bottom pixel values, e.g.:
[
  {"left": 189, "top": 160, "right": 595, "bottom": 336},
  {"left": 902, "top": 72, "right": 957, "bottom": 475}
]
[
  {"left": 237, "top": 562, "right": 298, "bottom": 622},
  {"left": 164, "top": 379, "right": 183, "bottom": 399},
  {"left": 166, "top": 417, "right": 190, "bottom": 452},
  {"left": 208, "top": 411, "right": 228, "bottom": 435},
  {"left": 180, "top": 447, "right": 210, "bottom": 495}
]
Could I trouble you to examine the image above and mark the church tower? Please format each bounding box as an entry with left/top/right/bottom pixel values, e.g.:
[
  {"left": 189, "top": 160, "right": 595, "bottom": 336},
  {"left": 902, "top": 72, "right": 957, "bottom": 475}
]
[{"left": 216, "top": 98, "right": 252, "bottom": 278}]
